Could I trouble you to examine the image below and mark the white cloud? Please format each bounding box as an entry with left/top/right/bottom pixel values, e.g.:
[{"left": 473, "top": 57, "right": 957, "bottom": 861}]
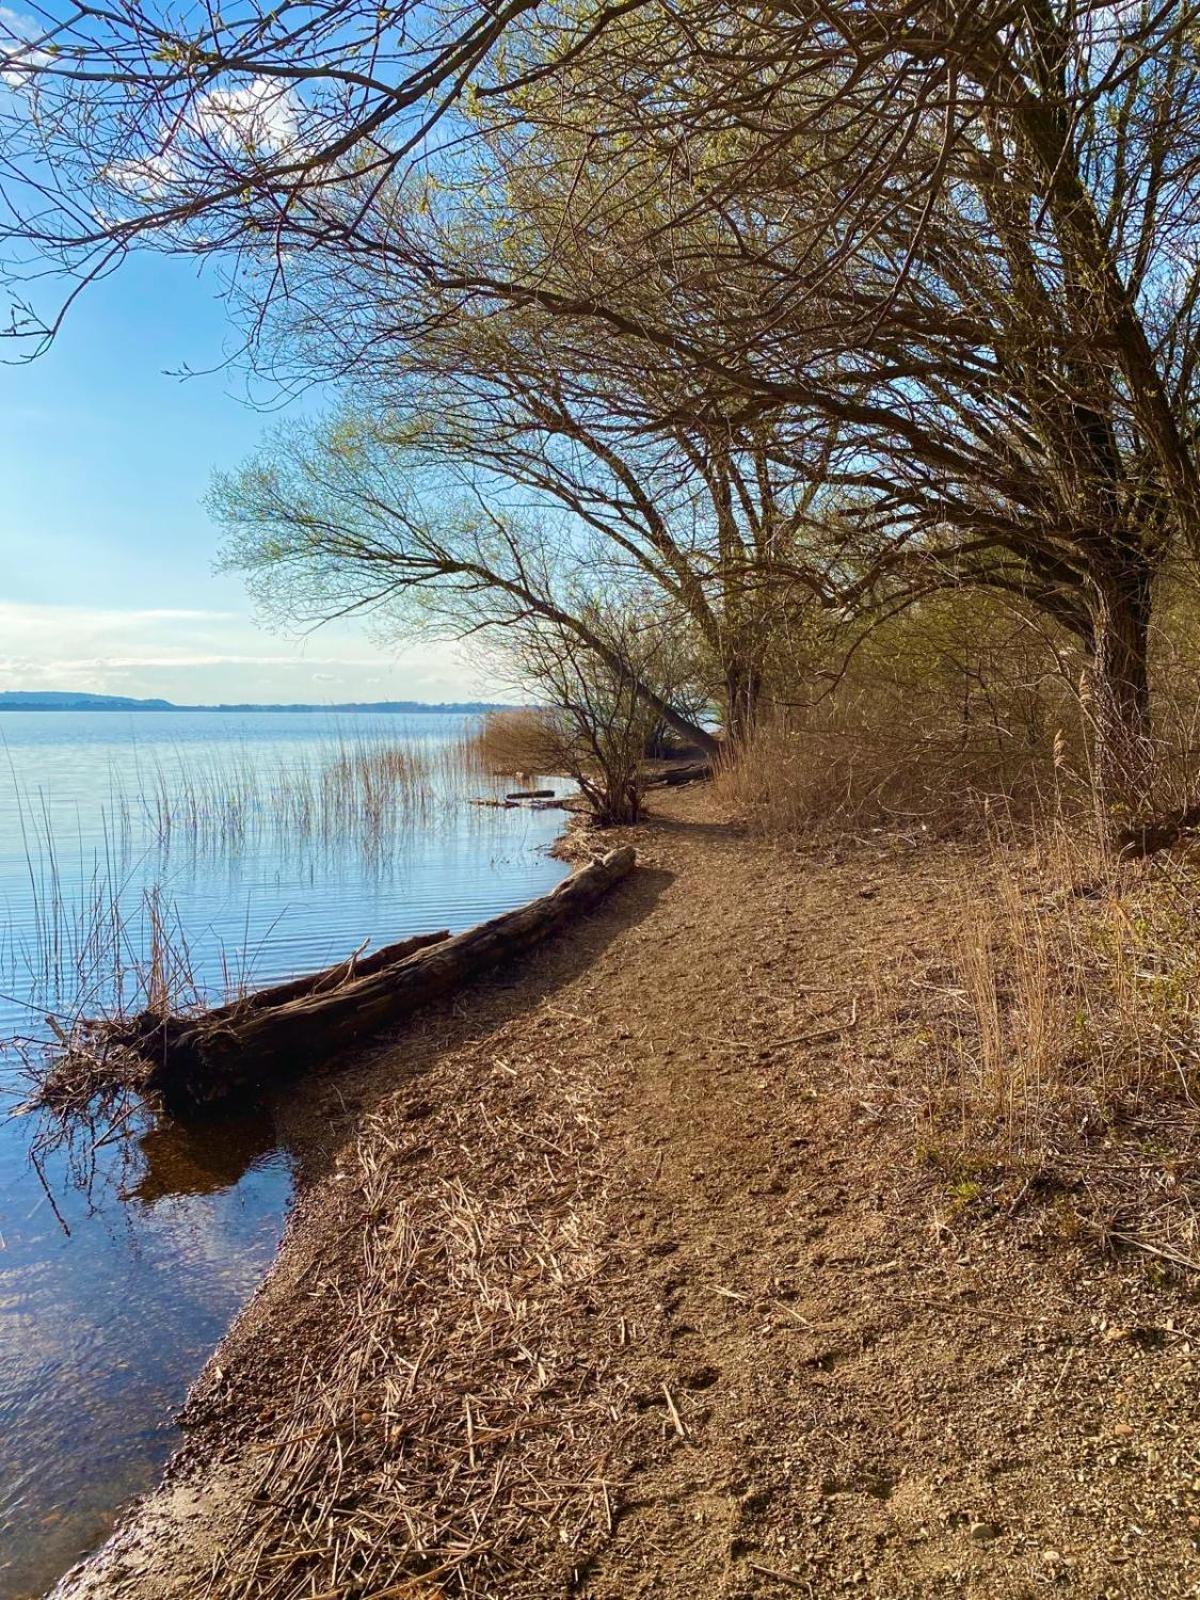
[
  {"left": 0, "top": 5, "right": 33, "bottom": 41},
  {"left": 102, "top": 75, "right": 302, "bottom": 201},
  {"left": 198, "top": 77, "right": 300, "bottom": 156},
  {"left": 0, "top": 602, "right": 240, "bottom": 635},
  {"left": 0, "top": 602, "right": 492, "bottom": 703},
  {"left": 0, "top": 5, "right": 51, "bottom": 89}
]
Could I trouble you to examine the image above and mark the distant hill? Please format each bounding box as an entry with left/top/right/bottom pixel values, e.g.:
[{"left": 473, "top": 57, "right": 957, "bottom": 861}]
[
  {"left": 0, "top": 691, "right": 176, "bottom": 711},
  {"left": 0, "top": 691, "right": 513, "bottom": 714}
]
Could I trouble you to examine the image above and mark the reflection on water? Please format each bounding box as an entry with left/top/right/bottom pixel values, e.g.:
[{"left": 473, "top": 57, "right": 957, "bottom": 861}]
[
  {"left": 0, "top": 711, "right": 567, "bottom": 1599},
  {"left": 128, "top": 1110, "right": 280, "bottom": 1205},
  {"left": 0, "top": 1101, "right": 291, "bottom": 1600}
]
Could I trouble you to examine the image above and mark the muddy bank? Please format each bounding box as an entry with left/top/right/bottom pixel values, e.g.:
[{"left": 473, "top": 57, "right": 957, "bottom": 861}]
[{"left": 56, "top": 790, "right": 1200, "bottom": 1598}]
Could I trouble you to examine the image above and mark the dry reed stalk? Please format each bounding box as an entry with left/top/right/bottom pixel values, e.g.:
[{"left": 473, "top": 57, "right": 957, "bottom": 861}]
[
  {"left": 204, "top": 1010, "right": 632, "bottom": 1599},
  {"left": 713, "top": 698, "right": 1069, "bottom": 841},
  {"left": 10, "top": 730, "right": 515, "bottom": 1117},
  {"left": 844, "top": 819, "right": 1200, "bottom": 1260},
  {"left": 467, "top": 710, "right": 561, "bottom": 780}
]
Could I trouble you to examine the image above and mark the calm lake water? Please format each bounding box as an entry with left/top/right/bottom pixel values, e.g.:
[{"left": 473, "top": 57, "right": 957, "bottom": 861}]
[{"left": 0, "top": 710, "right": 567, "bottom": 1600}]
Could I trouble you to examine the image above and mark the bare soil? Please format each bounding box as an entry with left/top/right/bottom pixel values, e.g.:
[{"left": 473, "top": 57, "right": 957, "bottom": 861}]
[{"left": 56, "top": 788, "right": 1200, "bottom": 1599}]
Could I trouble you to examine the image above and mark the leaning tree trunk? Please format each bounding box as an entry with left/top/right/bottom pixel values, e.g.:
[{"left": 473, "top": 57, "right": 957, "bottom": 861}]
[{"left": 1087, "top": 562, "right": 1154, "bottom": 825}]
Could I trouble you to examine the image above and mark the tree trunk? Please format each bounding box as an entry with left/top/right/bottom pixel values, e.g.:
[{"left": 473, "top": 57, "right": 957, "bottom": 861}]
[
  {"left": 1088, "top": 563, "right": 1154, "bottom": 820},
  {"left": 644, "top": 685, "right": 719, "bottom": 759}
]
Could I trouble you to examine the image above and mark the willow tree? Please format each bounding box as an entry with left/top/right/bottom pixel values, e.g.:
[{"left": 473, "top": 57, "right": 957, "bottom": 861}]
[
  {"left": 0, "top": 0, "right": 857, "bottom": 742},
  {"left": 9, "top": 1, "right": 1200, "bottom": 808},
  {"left": 236, "top": 260, "right": 857, "bottom": 742},
  {"left": 377, "top": 0, "right": 1200, "bottom": 808},
  {"left": 209, "top": 409, "right": 722, "bottom": 753},
  {"left": 0, "top": 0, "right": 599, "bottom": 346},
  {"left": 416, "top": 0, "right": 1200, "bottom": 810}
]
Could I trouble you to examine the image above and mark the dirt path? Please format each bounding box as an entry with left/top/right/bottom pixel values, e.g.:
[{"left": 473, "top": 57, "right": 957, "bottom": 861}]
[{"left": 58, "top": 791, "right": 1200, "bottom": 1599}]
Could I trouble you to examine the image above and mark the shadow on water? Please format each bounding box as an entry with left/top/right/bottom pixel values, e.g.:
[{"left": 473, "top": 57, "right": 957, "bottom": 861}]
[
  {"left": 16, "top": 858, "right": 673, "bottom": 1600},
  {"left": 0, "top": 1090, "right": 294, "bottom": 1600},
  {"left": 125, "top": 1108, "right": 281, "bottom": 1206}
]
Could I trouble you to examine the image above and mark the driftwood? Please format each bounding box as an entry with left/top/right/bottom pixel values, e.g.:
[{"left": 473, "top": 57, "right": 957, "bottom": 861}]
[
  {"left": 646, "top": 760, "right": 713, "bottom": 788},
  {"left": 470, "top": 795, "right": 566, "bottom": 810},
  {"left": 505, "top": 788, "right": 556, "bottom": 800},
  {"left": 129, "top": 847, "right": 636, "bottom": 1115},
  {"left": 105, "top": 928, "right": 451, "bottom": 1059}
]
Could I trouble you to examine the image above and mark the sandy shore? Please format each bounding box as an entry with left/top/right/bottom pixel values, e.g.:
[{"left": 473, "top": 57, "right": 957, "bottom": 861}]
[{"left": 55, "top": 788, "right": 1200, "bottom": 1598}]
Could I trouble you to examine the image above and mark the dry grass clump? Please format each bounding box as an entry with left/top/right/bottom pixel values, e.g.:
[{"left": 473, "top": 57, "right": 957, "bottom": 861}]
[
  {"left": 719, "top": 592, "right": 1200, "bottom": 846},
  {"left": 12, "top": 880, "right": 207, "bottom": 1118},
  {"left": 714, "top": 699, "right": 1069, "bottom": 840},
  {"left": 467, "top": 708, "right": 561, "bottom": 779},
  {"left": 206, "top": 1013, "right": 631, "bottom": 1600},
  {"left": 719, "top": 594, "right": 1076, "bottom": 836},
  {"left": 878, "top": 826, "right": 1200, "bottom": 1263}
]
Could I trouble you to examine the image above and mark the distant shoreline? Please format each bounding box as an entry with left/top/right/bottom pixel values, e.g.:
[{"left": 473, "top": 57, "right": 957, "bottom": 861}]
[{"left": 0, "top": 693, "right": 517, "bottom": 714}]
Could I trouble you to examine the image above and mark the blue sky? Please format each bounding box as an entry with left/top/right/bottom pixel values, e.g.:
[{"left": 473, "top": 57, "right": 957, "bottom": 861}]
[{"left": 0, "top": 253, "right": 481, "bottom": 703}]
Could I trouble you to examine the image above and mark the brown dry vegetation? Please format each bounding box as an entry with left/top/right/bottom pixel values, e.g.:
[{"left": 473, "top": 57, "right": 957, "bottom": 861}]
[
  {"left": 713, "top": 587, "right": 1200, "bottom": 843},
  {"left": 468, "top": 709, "right": 564, "bottom": 779},
  {"left": 60, "top": 782, "right": 1200, "bottom": 1600},
  {"left": 18, "top": 6, "right": 1200, "bottom": 1592}
]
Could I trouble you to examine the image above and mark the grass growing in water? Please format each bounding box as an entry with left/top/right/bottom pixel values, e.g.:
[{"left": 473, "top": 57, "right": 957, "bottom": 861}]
[
  {"left": 133, "top": 731, "right": 497, "bottom": 855},
  {"left": 1, "top": 729, "right": 505, "bottom": 1048}
]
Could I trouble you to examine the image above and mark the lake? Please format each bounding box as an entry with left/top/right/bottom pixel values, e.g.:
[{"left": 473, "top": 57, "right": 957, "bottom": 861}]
[{"left": 0, "top": 711, "right": 567, "bottom": 1600}]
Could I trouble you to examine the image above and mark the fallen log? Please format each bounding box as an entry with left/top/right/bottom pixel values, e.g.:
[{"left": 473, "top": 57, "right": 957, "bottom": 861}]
[
  {"left": 137, "top": 847, "right": 636, "bottom": 1115},
  {"left": 646, "top": 760, "right": 713, "bottom": 788},
  {"left": 102, "top": 928, "right": 451, "bottom": 1059},
  {"left": 1115, "top": 804, "right": 1200, "bottom": 860}
]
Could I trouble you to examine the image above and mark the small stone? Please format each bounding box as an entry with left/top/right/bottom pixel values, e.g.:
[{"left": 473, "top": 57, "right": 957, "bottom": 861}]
[
  {"left": 969, "top": 1522, "right": 999, "bottom": 1542},
  {"left": 1043, "top": 1549, "right": 1063, "bottom": 1567}
]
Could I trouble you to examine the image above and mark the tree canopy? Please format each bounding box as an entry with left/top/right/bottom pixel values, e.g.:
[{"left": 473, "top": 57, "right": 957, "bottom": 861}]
[{"left": 9, "top": 1, "right": 1200, "bottom": 808}]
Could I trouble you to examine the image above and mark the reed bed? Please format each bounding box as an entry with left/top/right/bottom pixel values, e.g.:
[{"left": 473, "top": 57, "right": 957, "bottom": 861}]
[
  {"left": 466, "top": 708, "right": 563, "bottom": 779},
  {"left": 204, "top": 1011, "right": 630, "bottom": 1599},
  {"left": 134, "top": 731, "right": 497, "bottom": 855}
]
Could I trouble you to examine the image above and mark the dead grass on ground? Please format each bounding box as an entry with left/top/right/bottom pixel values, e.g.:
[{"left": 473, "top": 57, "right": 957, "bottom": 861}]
[
  {"left": 713, "top": 716, "right": 1069, "bottom": 839},
  {"left": 203, "top": 1011, "right": 632, "bottom": 1600},
  {"left": 54, "top": 787, "right": 1200, "bottom": 1600},
  {"left": 826, "top": 818, "right": 1200, "bottom": 1271}
]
